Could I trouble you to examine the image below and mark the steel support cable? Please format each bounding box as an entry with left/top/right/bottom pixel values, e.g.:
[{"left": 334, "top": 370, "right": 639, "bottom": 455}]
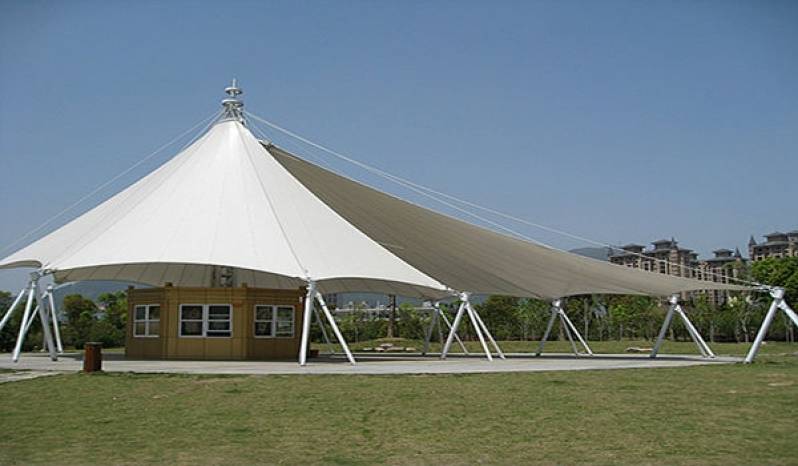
[
  {"left": 250, "top": 122, "right": 537, "bottom": 248},
  {"left": 248, "top": 118, "right": 340, "bottom": 175}
]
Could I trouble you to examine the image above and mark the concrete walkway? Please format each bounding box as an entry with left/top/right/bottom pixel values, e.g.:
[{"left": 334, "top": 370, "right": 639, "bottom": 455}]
[{"left": 0, "top": 352, "right": 739, "bottom": 376}]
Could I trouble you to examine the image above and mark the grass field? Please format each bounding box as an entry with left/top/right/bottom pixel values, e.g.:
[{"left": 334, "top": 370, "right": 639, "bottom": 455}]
[
  {"left": 89, "top": 338, "right": 795, "bottom": 357},
  {"left": 317, "top": 337, "right": 796, "bottom": 357},
  {"left": 1, "top": 342, "right": 796, "bottom": 465}
]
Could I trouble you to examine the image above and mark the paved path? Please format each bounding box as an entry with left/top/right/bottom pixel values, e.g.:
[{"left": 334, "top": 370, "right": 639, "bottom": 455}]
[{"left": 0, "top": 352, "right": 739, "bottom": 376}]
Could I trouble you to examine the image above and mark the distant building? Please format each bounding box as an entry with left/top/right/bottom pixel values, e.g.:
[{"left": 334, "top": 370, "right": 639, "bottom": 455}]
[
  {"left": 330, "top": 301, "right": 436, "bottom": 319},
  {"left": 321, "top": 293, "right": 340, "bottom": 309},
  {"left": 748, "top": 231, "right": 798, "bottom": 261},
  {"left": 697, "top": 248, "right": 746, "bottom": 306},
  {"left": 609, "top": 238, "right": 696, "bottom": 277},
  {"left": 320, "top": 292, "right": 433, "bottom": 317},
  {"left": 610, "top": 238, "right": 745, "bottom": 305}
]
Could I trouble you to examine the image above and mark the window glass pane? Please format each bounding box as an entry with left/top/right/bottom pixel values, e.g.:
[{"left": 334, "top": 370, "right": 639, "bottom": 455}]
[
  {"left": 206, "top": 330, "right": 231, "bottom": 337},
  {"left": 254, "top": 321, "right": 272, "bottom": 336},
  {"left": 276, "top": 321, "right": 293, "bottom": 337},
  {"left": 276, "top": 307, "right": 294, "bottom": 320},
  {"left": 148, "top": 306, "right": 160, "bottom": 320},
  {"left": 208, "top": 305, "right": 230, "bottom": 319},
  {"left": 255, "top": 306, "right": 272, "bottom": 321},
  {"left": 275, "top": 307, "right": 293, "bottom": 336},
  {"left": 135, "top": 306, "right": 147, "bottom": 321},
  {"left": 134, "top": 322, "right": 147, "bottom": 336},
  {"left": 181, "top": 321, "right": 203, "bottom": 336},
  {"left": 208, "top": 321, "right": 230, "bottom": 331},
  {"left": 181, "top": 305, "right": 203, "bottom": 320},
  {"left": 148, "top": 322, "right": 160, "bottom": 336}
]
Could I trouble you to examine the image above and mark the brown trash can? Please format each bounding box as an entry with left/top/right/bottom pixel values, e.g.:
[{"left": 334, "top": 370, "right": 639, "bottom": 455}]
[{"left": 83, "top": 342, "right": 103, "bottom": 373}]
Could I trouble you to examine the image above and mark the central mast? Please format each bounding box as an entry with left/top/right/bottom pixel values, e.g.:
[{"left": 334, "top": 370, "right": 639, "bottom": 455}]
[{"left": 221, "top": 78, "right": 245, "bottom": 123}]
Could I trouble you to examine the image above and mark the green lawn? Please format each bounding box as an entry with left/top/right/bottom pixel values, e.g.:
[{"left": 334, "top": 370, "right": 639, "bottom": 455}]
[
  {"left": 1, "top": 345, "right": 797, "bottom": 465},
  {"left": 102, "top": 338, "right": 793, "bottom": 358},
  {"left": 317, "top": 337, "right": 796, "bottom": 357}
]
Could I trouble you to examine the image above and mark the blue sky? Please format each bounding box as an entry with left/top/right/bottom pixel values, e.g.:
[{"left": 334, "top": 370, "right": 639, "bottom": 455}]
[{"left": 1, "top": 0, "right": 796, "bottom": 292}]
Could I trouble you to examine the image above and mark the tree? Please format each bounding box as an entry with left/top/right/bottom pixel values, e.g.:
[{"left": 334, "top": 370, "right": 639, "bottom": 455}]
[
  {"left": 386, "top": 294, "right": 397, "bottom": 338},
  {"left": 691, "top": 295, "right": 716, "bottom": 342},
  {"left": 476, "top": 295, "right": 520, "bottom": 340},
  {"left": 751, "top": 257, "right": 798, "bottom": 303},
  {"left": 61, "top": 294, "right": 98, "bottom": 349},
  {"left": 563, "top": 295, "right": 604, "bottom": 342},
  {"left": 592, "top": 296, "right": 610, "bottom": 341},
  {"left": 90, "top": 291, "right": 127, "bottom": 347},
  {"left": 0, "top": 290, "right": 18, "bottom": 352},
  {"left": 749, "top": 257, "right": 798, "bottom": 342},
  {"left": 514, "top": 298, "right": 549, "bottom": 340},
  {"left": 97, "top": 291, "right": 127, "bottom": 331},
  {"left": 396, "top": 302, "right": 425, "bottom": 340},
  {"left": 727, "top": 295, "right": 761, "bottom": 343},
  {"left": 607, "top": 295, "right": 657, "bottom": 340}
]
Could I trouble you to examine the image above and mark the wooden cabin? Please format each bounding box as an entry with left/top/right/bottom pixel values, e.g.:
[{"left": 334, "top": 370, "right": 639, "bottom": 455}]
[{"left": 125, "top": 283, "right": 306, "bottom": 360}]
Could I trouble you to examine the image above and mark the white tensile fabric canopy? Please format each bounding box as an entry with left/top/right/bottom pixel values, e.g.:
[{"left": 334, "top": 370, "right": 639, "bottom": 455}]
[
  {"left": 0, "top": 120, "right": 449, "bottom": 299},
  {"left": 0, "top": 118, "right": 749, "bottom": 300}
]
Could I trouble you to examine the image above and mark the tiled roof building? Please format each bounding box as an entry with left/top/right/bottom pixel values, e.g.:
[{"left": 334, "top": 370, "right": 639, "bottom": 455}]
[
  {"left": 748, "top": 231, "right": 798, "bottom": 261},
  {"left": 610, "top": 238, "right": 745, "bottom": 305},
  {"left": 609, "top": 238, "right": 697, "bottom": 278}
]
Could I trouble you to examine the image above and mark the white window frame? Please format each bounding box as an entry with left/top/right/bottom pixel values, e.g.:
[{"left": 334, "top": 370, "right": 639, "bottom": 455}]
[
  {"left": 178, "top": 304, "right": 233, "bottom": 338},
  {"left": 206, "top": 304, "right": 233, "bottom": 338},
  {"left": 133, "top": 304, "right": 161, "bottom": 338},
  {"left": 179, "top": 304, "right": 205, "bottom": 338},
  {"left": 253, "top": 304, "right": 295, "bottom": 338}
]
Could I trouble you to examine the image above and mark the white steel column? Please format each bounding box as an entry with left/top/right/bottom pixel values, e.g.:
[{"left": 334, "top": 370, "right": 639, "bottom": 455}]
[
  {"left": 12, "top": 274, "right": 39, "bottom": 362},
  {"left": 313, "top": 306, "right": 334, "bottom": 353},
  {"left": 0, "top": 285, "right": 27, "bottom": 332},
  {"left": 46, "top": 285, "right": 64, "bottom": 354},
  {"left": 37, "top": 294, "right": 58, "bottom": 361},
  {"left": 462, "top": 293, "right": 492, "bottom": 361},
  {"left": 745, "top": 287, "right": 798, "bottom": 363},
  {"left": 560, "top": 313, "right": 580, "bottom": 355},
  {"left": 536, "top": 299, "right": 592, "bottom": 357},
  {"left": 438, "top": 303, "right": 469, "bottom": 354},
  {"left": 536, "top": 301, "right": 560, "bottom": 356},
  {"left": 559, "top": 307, "right": 593, "bottom": 356},
  {"left": 468, "top": 301, "right": 505, "bottom": 359},
  {"left": 781, "top": 300, "right": 798, "bottom": 326},
  {"left": 441, "top": 300, "right": 467, "bottom": 359},
  {"left": 650, "top": 295, "right": 678, "bottom": 358},
  {"left": 315, "top": 291, "right": 356, "bottom": 365},
  {"left": 22, "top": 303, "right": 41, "bottom": 337},
  {"left": 298, "top": 280, "right": 317, "bottom": 366},
  {"left": 650, "top": 294, "right": 714, "bottom": 358},
  {"left": 677, "top": 306, "right": 714, "bottom": 358}
]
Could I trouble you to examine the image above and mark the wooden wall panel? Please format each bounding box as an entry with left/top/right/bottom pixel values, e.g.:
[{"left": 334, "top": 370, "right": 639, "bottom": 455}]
[
  {"left": 126, "top": 285, "right": 304, "bottom": 360},
  {"left": 125, "top": 288, "right": 166, "bottom": 359}
]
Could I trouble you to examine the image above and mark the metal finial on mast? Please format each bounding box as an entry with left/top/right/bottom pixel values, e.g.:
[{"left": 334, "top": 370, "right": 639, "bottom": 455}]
[{"left": 221, "top": 78, "right": 244, "bottom": 123}]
